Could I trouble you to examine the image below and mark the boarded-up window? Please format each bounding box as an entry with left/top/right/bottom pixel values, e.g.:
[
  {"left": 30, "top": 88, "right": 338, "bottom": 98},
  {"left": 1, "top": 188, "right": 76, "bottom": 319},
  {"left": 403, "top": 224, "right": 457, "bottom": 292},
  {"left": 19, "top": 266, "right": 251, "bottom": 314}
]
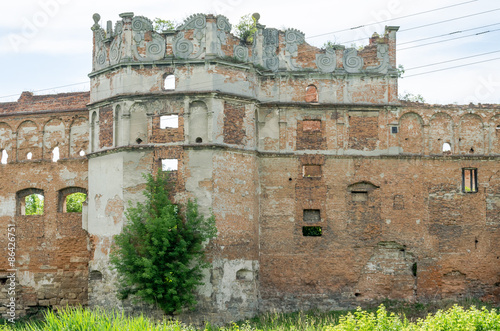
[
  {"left": 303, "top": 165, "right": 321, "bottom": 177},
  {"left": 303, "top": 209, "right": 320, "bottom": 222},
  {"left": 305, "top": 85, "right": 318, "bottom": 103},
  {"left": 303, "top": 120, "right": 321, "bottom": 131}
]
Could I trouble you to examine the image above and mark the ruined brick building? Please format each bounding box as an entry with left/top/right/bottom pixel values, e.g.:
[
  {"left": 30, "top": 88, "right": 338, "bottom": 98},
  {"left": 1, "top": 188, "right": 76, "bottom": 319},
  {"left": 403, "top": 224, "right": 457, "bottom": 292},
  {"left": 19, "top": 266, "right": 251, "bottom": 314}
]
[{"left": 0, "top": 12, "right": 499, "bottom": 323}]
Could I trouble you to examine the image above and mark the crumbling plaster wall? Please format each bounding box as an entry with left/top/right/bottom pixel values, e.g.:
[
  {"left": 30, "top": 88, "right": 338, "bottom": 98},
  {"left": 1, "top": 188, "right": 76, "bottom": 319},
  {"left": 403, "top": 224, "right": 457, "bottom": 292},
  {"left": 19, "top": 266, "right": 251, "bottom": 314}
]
[{"left": 0, "top": 93, "right": 89, "bottom": 318}]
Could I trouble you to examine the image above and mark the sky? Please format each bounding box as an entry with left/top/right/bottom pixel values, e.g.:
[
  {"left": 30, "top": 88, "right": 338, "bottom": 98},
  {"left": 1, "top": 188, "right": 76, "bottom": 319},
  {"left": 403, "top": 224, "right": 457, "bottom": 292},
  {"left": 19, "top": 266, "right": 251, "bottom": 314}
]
[{"left": 1, "top": 0, "right": 499, "bottom": 105}]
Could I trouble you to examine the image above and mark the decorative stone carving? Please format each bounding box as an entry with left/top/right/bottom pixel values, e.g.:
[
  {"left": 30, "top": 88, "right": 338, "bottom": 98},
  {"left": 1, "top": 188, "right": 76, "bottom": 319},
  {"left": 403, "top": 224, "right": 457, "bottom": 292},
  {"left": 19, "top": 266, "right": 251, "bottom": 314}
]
[
  {"left": 343, "top": 48, "right": 363, "bottom": 73},
  {"left": 216, "top": 15, "right": 231, "bottom": 32},
  {"left": 114, "top": 21, "right": 123, "bottom": 37},
  {"left": 215, "top": 15, "right": 231, "bottom": 57},
  {"left": 366, "top": 44, "right": 390, "bottom": 74},
  {"left": 173, "top": 32, "right": 194, "bottom": 59},
  {"left": 233, "top": 45, "right": 249, "bottom": 62},
  {"left": 92, "top": 14, "right": 108, "bottom": 70},
  {"left": 263, "top": 28, "right": 279, "bottom": 72},
  {"left": 130, "top": 16, "right": 165, "bottom": 61},
  {"left": 284, "top": 28, "right": 304, "bottom": 54},
  {"left": 178, "top": 14, "right": 207, "bottom": 30},
  {"left": 316, "top": 47, "right": 336, "bottom": 73},
  {"left": 109, "top": 37, "right": 122, "bottom": 65},
  {"left": 132, "top": 16, "right": 153, "bottom": 32}
]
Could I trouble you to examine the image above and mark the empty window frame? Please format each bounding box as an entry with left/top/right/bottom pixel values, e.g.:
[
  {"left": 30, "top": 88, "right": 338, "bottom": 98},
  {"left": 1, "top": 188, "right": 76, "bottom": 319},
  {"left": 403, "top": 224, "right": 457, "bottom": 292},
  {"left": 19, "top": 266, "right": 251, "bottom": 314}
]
[
  {"left": 391, "top": 126, "right": 399, "bottom": 134},
  {"left": 1, "top": 150, "right": 7, "bottom": 164},
  {"left": 161, "top": 159, "right": 178, "bottom": 171},
  {"left": 52, "top": 147, "right": 60, "bottom": 162},
  {"left": 17, "top": 189, "right": 44, "bottom": 216},
  {"left": 58, "top": 187, "right": 87, "bottom": 213},
  {"left": 164, "top": 74, "right": 175, "bottom": 90},
  {"left": 302, "top": 226, "right": 322, "bottom": 236},
  {"left": 303, "top": 165, "right": 321, "bottom": 177},
  {"left": 442, "top": 142, "right": 452, "bottom": 153},
  {"left": 160, "top": 115, "right": 179, "bottom": 129},
  {"left": 462, "top": 168, "right": 477, "bottom": 193}
]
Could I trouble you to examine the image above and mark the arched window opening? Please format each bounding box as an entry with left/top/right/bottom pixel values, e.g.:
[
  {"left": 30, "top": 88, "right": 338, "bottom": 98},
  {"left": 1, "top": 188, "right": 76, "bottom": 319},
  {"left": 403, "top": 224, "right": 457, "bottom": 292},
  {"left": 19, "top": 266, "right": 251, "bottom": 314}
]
[
  {"left": 164, "top": 74, "right": 175, "bottom": 90},
  {"left": 17, "top": 189, "right": 44, "bottom": 216},
  {"left": 26, "top": 152, "right": 33, "bottom": 160},
  {"left": 91, "top": 111, "right": 98, "bottom": 153},
  {"left": 1, "top": 150, "right": 8, "bottom": 164},
  {"left": 58, "top": 187, "right": 87, "bottom": 213},
  {"left": 52, "top": 146, "right": 60, "bottom": 162},
  {"left": 442, "top": 143, "right": 451, "bottom": 153},
  {"left": 305, "top": 85, "right": 318, "bottom": 103},
  {"left": 195, "top": 137, "right": 203, "bottom": 143}
]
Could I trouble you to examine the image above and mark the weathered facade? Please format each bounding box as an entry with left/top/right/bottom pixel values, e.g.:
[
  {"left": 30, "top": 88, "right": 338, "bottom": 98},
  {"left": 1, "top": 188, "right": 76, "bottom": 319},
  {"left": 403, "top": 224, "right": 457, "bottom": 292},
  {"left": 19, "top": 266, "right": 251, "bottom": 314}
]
[{"left": 0, "top": 12, "right": 499, "bottom": 323}]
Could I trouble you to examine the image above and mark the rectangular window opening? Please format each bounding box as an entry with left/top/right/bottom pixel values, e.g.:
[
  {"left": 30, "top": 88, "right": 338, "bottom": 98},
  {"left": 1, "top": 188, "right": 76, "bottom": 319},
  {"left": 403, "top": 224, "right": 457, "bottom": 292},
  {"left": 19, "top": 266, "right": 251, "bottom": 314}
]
[
  {"left": 161, "top": 159, "right": 178, "bottom": 171},
  {"left": 302, "top": 120, "right": 321, "bottom": 132},
  {"left": 462, "top": 168, "right": 477, "bottom": 193},
  {"left": 391, "top": 126, "right": 398, "bottom": 134},
  {"left": 303, "top": 209, "right": 321, "bottom": 223},
  {"left": 303, "top": 165, "right": 321, "bottom": 177},
  {"left": 302, "top": 226, "right": 322, "bottom": 237},
  {"left": 160, "top": 115, "right": 179, "bottom": 129}
]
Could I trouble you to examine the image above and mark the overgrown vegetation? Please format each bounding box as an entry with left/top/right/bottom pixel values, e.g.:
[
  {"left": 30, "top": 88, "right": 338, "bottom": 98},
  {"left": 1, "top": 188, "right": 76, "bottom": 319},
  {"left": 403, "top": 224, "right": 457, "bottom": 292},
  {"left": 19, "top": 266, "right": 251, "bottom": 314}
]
[
  {"left": 153, "top": 18, "right": 176, "bottom": 33},
  {"left": 399, "top": 91, "right": 426, "bottom": 103},
  {"left": 66, "top": 193, "right": 86, "bottom": 213},
  {"left": 1, "top": 302, "right": 500, "bottom": 330},
  {"left": 25, "top": 194, "right": 43, "bottom": 215},
  {"left": 110, "top": 171, "right": 217, "bottom": 315},
  {"left": 233, "top": 14, "right": 257, "bottom": 44}
]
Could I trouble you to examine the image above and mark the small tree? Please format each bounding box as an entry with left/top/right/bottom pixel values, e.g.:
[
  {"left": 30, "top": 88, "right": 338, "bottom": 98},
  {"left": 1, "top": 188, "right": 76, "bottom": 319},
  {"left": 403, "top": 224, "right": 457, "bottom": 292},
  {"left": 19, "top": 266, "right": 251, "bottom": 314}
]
[
  {"left": 234, "top": 14, "right": 257, "bottom": 43},
  {"left": 110, "top": 171, "right": 217, "bottom": 315}
]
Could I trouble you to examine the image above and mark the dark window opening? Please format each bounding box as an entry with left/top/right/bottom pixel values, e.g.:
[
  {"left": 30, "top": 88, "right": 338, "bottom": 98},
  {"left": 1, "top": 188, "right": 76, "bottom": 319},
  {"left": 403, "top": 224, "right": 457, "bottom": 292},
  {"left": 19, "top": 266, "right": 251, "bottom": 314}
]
[
  {"left": 302, "top": 226, "right": 322, "bottom": 236},
  {"left": 391, "top": 126, "right": 398, "bottom": 134},
  {"left": 303, "top": 209, "right": 320, "bottom": 223},
  {"left": 303, "top": 165, "right": 321, "bottom": 177},
  {"left": 90, "top": 270, "right": 103, "bottom": 281},
  {"left": 462, "top": 168, "right": 477, "bottom": 193},
  {"left": 195, "top": 137, "right": 203, "bottom": 143},
  {"left": 412, "top": 263, "right": 417, "bottom": 277},
  {"left": 135, "top": 138, "right": 143, "bottom": 144}
]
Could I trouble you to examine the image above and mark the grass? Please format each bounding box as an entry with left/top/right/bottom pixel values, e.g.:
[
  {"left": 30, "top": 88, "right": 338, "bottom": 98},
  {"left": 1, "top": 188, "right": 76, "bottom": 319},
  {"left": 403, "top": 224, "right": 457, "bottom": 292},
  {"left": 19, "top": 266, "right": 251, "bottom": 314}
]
[{"left": 0, "top": 300, "right": 498, "bottom": 330}]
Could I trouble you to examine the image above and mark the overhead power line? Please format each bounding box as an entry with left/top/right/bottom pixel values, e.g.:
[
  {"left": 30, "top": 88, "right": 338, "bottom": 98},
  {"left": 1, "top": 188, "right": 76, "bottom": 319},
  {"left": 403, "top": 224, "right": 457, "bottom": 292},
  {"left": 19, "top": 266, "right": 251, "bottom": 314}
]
[
  {"left": 305, "top": 0, "right": 478, "bottom": 39},
  {"left": 398, "top": 28, "right": 500, "bottom": 50},
  {"left": 337, "top": 22, "right": 500, "bottom": 47},
  {"left": 399, "top": 8, "right": 500, "bottom": 33},
  {"left": 404, "top": 57, "right": 500, "bottom": 78},
  {"left": 398, "top": 22, "right": 500, "bottom": 45},
  {"left": 405, "top": 50, "right": 500, "bottom": 71}
]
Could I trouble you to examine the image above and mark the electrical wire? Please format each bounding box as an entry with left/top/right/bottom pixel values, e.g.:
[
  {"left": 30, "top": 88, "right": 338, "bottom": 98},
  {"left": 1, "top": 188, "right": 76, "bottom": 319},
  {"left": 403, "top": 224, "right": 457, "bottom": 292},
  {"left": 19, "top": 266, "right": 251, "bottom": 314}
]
[
  {"left": 398, "top": 28, "right": 500, "bottom": 50},
  {"left": 405, "top": 50, "right": 500, "bottom": 71},
  {"left": 305, "top": 0, "right": 479, "bottom": 39},
  {"left": 403, "top": 57, "right": 500, "bottom": 78}
]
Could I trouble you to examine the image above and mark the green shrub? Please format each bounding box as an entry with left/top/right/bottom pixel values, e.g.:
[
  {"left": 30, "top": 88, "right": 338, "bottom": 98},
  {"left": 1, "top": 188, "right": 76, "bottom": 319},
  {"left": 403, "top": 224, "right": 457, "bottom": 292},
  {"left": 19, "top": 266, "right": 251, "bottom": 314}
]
[
  {"left": 25, "top": 194, "right": 44, "bottom": 215},
  {"left": 110, "top": 171, "right": 217, "bottom": 315},
  {"left": 66, "top": 192, "right": 86, "bottom": 213},
  {"left": 233, "top": 14, "right": 257, "bottom": 44}
]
